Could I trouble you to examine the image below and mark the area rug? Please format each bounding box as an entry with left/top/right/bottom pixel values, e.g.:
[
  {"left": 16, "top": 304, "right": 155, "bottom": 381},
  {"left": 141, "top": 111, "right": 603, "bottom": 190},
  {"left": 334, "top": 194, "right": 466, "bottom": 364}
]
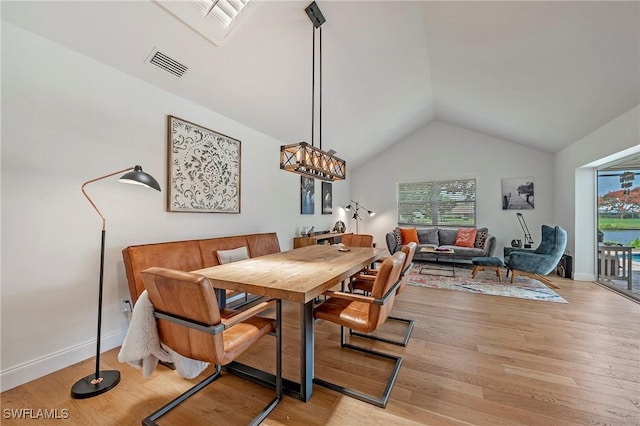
[{"left": 408, "top": 263, "right": 567, "bottom": 303}]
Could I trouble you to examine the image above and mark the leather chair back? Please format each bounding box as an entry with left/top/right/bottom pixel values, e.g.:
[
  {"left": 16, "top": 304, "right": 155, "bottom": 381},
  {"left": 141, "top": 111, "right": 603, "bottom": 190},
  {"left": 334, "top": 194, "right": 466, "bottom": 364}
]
[
  {"left": 141, "top": 267, "right": 275, "bottom": 366},
  {"left": 368, "top": 251, "right": 406, "bottom": 330},
  {"left": 342, "top": 234, "right": 374, "bottom": 247},
  {"left": 141, "top": 267, "right": 225, "bottom": 364},
  {"left": 397, "top": 242, "right": 417, "bottom": 295}
]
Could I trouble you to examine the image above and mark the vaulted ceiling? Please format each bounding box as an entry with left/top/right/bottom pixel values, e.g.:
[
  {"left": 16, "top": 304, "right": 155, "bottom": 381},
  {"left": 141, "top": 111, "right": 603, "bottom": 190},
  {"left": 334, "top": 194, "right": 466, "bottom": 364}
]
[{"left": 3, "top": 1, "right": 639, "bottom": 169}]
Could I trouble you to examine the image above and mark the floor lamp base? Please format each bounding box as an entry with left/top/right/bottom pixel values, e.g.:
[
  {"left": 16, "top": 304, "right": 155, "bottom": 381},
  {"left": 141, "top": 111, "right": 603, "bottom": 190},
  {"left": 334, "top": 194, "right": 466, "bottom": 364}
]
[{"left": 71, "top": 370, "right": 120, "bottom": 399}]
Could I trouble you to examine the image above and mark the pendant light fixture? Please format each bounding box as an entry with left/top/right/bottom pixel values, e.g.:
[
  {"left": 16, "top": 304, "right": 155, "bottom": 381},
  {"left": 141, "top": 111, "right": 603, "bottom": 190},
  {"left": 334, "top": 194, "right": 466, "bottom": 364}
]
[{"left": 280, "top": 1, "right": 346, "bottom": 182}]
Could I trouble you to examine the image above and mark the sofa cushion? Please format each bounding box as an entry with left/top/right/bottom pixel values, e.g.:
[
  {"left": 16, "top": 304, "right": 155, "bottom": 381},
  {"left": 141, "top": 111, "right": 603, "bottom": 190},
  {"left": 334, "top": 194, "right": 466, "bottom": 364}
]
[
  {"left": 216, "top": 246, "right": 250, "bottom": 264},
  {"left": 399, "top": 227, "right": 420, "bottom": 244},
  {"left": 438, "top": 228, "right": 458, "bottom": 246},
  {"left": 455, "top": 228, "right": 477, "bottom": 248},
  {"left": 474, "top": 228, "right": 488, "bottom": 248},
  {"left": 417, "top": 228, "right": 439, "bottom": 245}
]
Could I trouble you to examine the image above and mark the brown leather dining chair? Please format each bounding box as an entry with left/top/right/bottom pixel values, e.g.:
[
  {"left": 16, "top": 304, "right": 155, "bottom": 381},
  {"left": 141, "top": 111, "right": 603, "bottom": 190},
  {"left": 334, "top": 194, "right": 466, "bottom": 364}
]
[
  {"left": 349, "top": 241, "right": 417, "bottom": 347},
  {"left": 313, "top": 251, "right": 406, "bottom": 408},
  {"left": 341, "top": 233, "right": 374, "bottom": 247},
  {"left": 316, "top": 233, "right": 375, "bottom": 302},
  {"left": 140, "top": 267, "right": 282, "bottom": 426}
]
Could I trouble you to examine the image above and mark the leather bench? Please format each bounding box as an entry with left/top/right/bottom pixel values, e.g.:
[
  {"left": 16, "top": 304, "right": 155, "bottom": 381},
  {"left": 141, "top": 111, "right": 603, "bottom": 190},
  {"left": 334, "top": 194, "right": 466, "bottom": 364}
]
[{"left": 122, "top": 232, "right": 281, "bottom": 305}]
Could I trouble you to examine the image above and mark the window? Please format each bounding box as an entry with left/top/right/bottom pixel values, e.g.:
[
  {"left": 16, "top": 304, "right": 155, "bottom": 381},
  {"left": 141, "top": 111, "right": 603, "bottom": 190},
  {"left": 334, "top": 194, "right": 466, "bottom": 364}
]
[{"left": 398, "top": 179, "right": 476, "bottom": 227}]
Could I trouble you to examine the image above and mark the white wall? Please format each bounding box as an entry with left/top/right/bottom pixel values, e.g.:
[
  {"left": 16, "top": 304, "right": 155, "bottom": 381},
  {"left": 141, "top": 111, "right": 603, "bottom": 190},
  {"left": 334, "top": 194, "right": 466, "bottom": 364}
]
[
  {"left": 0, "top": 22, "right": 350, "bottom": 391},
  {"left": 553, "top": 106, "right": 640, "bottom": 281},
  {"left": 350, "top": 121, "right": 554, "bottom": 254}
]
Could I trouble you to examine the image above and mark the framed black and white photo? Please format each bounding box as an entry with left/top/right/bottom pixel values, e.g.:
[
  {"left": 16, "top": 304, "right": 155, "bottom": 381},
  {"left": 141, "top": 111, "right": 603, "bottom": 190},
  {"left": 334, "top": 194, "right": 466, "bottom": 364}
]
[
  {"left": 321, "top": 182, "right": 332, "bottom": 214},
  {"left": 168, "top": 116, "right": 241, "bottom": 213},
  {"left": 501, "top": 177, "right": 534, "bottom": 210},
  {"left": 301, "top": 176, "right": 315, "bottom": 214}
]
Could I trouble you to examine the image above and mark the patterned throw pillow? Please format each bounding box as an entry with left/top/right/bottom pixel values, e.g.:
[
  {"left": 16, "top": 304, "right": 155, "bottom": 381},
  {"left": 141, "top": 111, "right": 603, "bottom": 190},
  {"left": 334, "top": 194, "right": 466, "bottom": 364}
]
[
  {"left": 474, "top": 228, "right": 488, "bottom": 248},
  {"left": 393, "top": 228, "right": 402, "bottom": 245}
]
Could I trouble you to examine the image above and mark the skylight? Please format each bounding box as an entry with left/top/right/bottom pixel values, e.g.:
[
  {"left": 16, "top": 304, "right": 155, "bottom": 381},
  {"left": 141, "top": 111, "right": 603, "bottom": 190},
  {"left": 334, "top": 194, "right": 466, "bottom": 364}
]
[
  {"left": 195, "top": 0, "right": 250, "bottom": 27},
  {"left": 154, "top": 0, "right": 254, "bottom": 46}
]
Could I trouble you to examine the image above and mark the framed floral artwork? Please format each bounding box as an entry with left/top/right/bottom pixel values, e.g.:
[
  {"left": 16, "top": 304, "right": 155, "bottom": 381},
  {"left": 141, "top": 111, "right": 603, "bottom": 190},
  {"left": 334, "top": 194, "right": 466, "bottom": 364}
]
[{"left": 167, "top": 116, "right": 241, "bottom": 213}]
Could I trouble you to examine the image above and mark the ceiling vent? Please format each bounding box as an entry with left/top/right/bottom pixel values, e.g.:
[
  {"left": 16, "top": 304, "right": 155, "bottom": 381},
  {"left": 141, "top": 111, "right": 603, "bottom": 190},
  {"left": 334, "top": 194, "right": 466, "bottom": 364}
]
[{"left": 146, "top": 49, "right": 188, "bottom": 78}]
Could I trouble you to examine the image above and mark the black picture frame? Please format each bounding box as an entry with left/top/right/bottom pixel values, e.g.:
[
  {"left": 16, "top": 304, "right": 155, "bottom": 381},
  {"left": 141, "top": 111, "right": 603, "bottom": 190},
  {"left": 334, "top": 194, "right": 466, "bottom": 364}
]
[
  {"left": 301, "top": 176, "right": 315, "bottom": 214},
  {"left": 321, "top": 182, "right": 332, "bottom": 214}
]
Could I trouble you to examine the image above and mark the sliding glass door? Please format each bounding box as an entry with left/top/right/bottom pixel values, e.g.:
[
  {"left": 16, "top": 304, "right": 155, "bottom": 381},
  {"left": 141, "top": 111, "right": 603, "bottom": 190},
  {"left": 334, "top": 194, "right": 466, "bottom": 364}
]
[{"left": 596, "top": 160, "right": 640, "bottom": 300}]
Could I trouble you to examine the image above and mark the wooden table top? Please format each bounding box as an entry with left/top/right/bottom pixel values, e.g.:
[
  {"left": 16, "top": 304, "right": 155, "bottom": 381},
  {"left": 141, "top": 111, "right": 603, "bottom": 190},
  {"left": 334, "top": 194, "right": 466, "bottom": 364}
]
[{"left": 192, "top": 244, "right": 386, "bottom": 304}]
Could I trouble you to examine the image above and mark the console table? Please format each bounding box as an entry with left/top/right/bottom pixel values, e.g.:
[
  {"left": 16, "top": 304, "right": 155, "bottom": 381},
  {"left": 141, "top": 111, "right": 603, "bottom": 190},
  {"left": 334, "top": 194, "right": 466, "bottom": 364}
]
[{"left": 293, "top": 232, "right": 349, "bottom": 248}]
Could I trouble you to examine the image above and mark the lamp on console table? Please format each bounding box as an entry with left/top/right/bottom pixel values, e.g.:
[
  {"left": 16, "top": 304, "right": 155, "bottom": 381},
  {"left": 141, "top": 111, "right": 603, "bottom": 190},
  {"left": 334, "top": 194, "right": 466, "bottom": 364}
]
[
  {"left": 344, "top": 200, "right": 375, "bottom": 234},
  {"left": 71, "top": 165, "right": 161, "bottom": 399}
]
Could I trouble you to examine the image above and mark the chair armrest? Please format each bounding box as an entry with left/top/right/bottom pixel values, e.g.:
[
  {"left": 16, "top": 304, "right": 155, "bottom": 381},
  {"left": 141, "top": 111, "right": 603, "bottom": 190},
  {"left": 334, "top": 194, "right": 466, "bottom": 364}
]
[
  {"left": 483, "top": 235, "right": 497, "bottom": 256},
  {"left": 222, "top": 299, "right": 276, "bottom": 329},
  {"left": 354, "top": 268, "right": 378, "bottom": 278},
  {"left": 385, "top": 232, "right": 399, "bottom": 254},
  {"left": 504, "top": 246, "right": 534, "bottom": 257},
  {"left": 329, "top": 276, "right": 402, "bottom": 305},
  {"left": 324, "top": 291, "right": 374, "bottom": 304}
]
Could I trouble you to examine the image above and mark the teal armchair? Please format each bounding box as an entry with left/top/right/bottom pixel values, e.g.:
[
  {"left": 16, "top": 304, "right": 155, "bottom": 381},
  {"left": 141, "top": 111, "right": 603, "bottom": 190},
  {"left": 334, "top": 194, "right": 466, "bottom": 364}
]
[{"left": 504, "top": 225, "right": 567, "bottom": 289}]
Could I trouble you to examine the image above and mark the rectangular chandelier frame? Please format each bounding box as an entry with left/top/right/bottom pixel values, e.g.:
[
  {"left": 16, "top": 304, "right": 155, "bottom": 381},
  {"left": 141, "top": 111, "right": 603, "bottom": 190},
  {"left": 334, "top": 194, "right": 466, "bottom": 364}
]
[{"left": 280, "top": 142, "right": 346, "bottom": 182}]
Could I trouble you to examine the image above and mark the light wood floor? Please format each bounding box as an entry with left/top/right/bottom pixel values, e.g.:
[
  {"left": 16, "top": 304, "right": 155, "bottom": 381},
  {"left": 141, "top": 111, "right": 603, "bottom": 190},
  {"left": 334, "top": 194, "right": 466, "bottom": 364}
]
[{"left": 2, "top": 276, "right": 639, "bottom": 425}]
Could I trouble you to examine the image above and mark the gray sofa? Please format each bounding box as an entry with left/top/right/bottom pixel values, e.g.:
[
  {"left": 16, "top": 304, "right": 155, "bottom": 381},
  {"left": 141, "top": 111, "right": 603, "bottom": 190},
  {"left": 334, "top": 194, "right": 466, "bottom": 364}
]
[{"left": 385, "top": 227, "right": 496, "bottom": 263}]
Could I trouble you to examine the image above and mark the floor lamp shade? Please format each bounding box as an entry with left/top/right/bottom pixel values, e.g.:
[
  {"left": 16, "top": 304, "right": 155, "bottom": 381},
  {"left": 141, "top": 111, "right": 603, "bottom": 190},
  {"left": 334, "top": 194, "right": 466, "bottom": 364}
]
[{"left": 71, "top": 165, "right": 160, "bottom": 399}]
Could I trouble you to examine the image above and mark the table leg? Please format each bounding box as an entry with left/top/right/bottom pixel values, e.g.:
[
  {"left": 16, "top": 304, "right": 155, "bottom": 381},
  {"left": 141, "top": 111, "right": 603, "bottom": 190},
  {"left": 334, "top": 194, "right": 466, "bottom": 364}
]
[
  {"left": 452, "top": 254, "right": 456, "bottom": 278},
  {"left": 221, "top": 300, "right": 315, "bottom": 402},
  {"left": 300, "top": 300, "right": 314, "bottom": 402}
]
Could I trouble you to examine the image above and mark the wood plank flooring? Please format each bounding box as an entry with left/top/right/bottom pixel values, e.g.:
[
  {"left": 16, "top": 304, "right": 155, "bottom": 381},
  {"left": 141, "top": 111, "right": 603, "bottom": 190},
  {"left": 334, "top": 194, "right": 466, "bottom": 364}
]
[{"left": 2, "top": 276, "right": 639, "bottom": 425}]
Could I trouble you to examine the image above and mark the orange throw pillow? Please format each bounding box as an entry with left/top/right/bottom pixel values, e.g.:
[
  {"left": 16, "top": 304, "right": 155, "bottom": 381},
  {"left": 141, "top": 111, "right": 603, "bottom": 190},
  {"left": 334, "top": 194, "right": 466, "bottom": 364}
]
[
  {"left": 399, "top": 227, "right": 419, "bottom": 244},
  {"left": 455, "top": 228, "right": 477, "bottom": 248}
]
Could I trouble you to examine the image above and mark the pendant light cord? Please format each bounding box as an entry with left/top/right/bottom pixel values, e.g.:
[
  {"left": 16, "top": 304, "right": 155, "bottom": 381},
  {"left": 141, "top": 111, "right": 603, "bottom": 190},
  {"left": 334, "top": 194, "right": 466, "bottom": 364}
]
[
  {"left": 311, "top": 26, "right": 315, "bottom": 148},
  {"left": 310, "top": 25, "right": 324, "bottom": 150},
  {"left": 319, "top": 27, "right": 322, "bottom": 151}
]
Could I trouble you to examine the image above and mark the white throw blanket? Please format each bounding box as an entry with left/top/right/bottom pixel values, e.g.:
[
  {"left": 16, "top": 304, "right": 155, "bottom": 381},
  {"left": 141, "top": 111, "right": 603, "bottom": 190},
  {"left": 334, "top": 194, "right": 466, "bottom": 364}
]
[{"left": 118, "top": 290, "right": 209, "bottom": 379}]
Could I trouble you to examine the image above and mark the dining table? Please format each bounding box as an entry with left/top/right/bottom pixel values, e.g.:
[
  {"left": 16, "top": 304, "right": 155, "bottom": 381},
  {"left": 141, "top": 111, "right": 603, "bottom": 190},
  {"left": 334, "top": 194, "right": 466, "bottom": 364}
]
[{"left": 191, "top": 243, "right": 386, "bottom": 402}]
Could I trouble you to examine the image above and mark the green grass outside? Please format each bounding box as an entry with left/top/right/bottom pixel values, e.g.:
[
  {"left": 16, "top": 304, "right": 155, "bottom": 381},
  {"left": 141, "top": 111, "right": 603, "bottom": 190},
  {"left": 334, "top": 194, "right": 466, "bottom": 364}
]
[{"left": 598, "top": 218, "right": 640, "bottom": 230}]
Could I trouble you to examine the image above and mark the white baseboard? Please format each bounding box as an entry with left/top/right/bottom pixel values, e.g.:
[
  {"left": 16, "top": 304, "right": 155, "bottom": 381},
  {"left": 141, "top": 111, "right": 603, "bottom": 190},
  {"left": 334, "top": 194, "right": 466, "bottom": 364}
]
[
  {"left": 573, "top": 272, "right": 596, "bottom": 282},
  {"left": 0, "top": 328, "right": 126, "bottom": 392}
]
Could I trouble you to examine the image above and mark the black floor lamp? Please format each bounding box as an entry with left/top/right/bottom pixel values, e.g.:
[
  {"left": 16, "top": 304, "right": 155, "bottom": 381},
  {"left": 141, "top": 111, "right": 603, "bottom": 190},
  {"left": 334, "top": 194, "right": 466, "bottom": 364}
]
[
  {"left": 71, "top": 165, "right": 161, "bottom": 399},
  {"left": 516, "top": 212, "right": 534, "bottom": 249},
  {"left": 344, "top": 200, "right": 375, "bottom": 234}
]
